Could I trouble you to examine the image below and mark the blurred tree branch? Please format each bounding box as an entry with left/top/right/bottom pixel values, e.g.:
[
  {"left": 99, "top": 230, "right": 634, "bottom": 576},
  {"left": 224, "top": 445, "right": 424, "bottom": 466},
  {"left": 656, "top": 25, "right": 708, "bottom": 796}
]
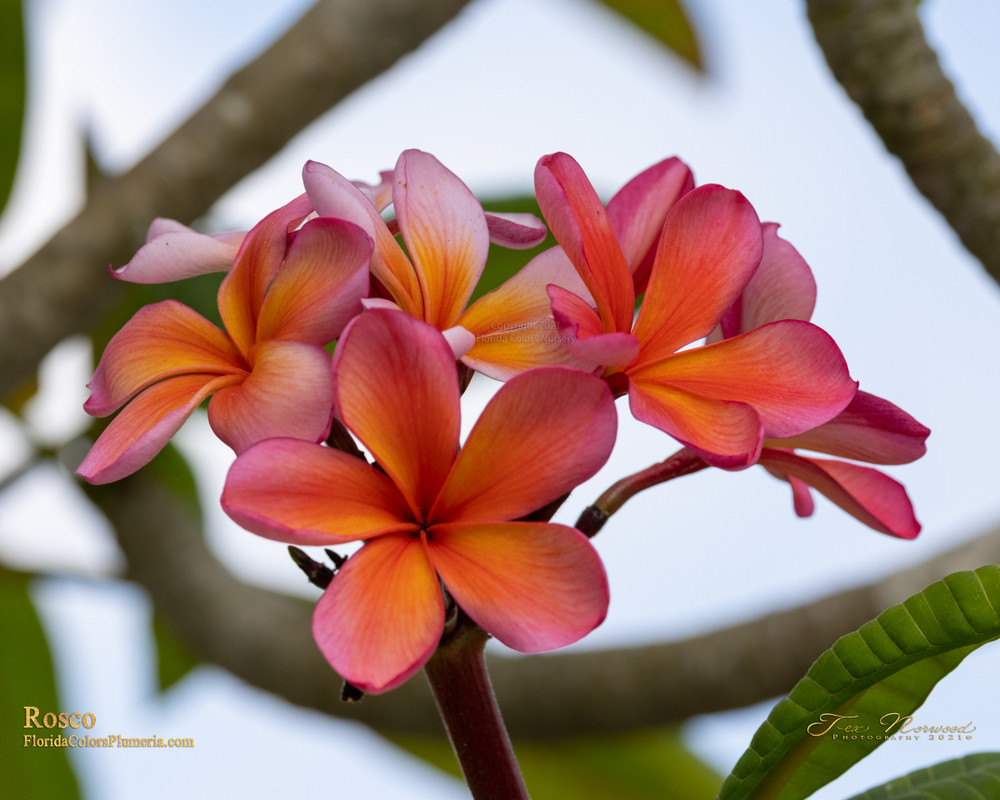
[
  {"left": 806, "top": 0, "right": 1000, "bottom": 284},
  {"left": 84, "top": 461, "right": 1000, "bottom": 739},
  {"left": 0, "top": 0, "right": 473, "bottom": 403}
]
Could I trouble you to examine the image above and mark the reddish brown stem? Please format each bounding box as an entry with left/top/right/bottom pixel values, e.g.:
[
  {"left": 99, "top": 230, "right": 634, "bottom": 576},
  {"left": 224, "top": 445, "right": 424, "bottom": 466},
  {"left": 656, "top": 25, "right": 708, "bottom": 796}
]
[
  {"left": 577, "top": 447, "right": 709, "bottom": 537},
  {"left": 423, "top": 625, "right": 529, "bottom": 800}
]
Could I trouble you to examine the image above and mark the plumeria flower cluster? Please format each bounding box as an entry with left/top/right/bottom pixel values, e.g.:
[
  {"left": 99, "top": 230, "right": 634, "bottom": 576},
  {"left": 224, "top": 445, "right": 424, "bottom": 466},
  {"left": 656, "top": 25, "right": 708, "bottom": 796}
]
[{"left": 78, "top": 148, "right": 928, "bottom": 693}]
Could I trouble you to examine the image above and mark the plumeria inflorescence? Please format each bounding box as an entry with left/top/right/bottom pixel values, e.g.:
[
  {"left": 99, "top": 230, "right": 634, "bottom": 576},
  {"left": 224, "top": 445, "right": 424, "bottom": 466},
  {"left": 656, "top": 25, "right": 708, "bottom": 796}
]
[{"left": 78, "top": 148, "right": 928, "bottom": 694}]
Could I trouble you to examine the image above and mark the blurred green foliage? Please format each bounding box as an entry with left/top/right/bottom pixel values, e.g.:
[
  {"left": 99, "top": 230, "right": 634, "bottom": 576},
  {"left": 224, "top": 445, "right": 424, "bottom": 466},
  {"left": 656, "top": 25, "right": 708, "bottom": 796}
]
[
  {"left": 0, "top": 568, "right": 81, "bottom": 800},
  {"left": 393, "top": 727, "right": 721, "bottom": 799},
  {"left": 598, "top": 0, "right": 702, "bottom": 71},
  {"left": 0, "top": 0, "right": 24, "bottom": 213}
]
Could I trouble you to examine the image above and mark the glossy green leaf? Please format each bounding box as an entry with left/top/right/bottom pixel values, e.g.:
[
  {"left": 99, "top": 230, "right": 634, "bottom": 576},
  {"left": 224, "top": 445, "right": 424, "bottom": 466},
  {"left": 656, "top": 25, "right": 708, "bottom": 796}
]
[
  {"left": 0, "top": 568, "right": 81, "bottom": 800},
  {"left": 718, "top": 566, "right": 1000, "bottom": 800},
  {"left": 393, "top": 728, "right": 720, "bottom": 800},
  {"left": 845, "top": 752, "right": 1000, "bottom": 800},
  {"left": 0, "top": 0, "right": 25, "bottom": 214},
  {"left": 596, "top": 0, "right": 703, "bottom": 72}
]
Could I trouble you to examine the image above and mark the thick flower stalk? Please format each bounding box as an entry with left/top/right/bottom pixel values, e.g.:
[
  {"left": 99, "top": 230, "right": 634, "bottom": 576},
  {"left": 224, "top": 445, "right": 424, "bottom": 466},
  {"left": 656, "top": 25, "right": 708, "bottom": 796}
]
[
  {"left": 221, "top": 309, "right": 616, "bottom": 693},
  {"left": 535, "top": 152, "right": 858, "bottom": 468},
  {"left": 78, "top": 195, "right": 372, "bottom": 483},
  {"left": 713, "top": 223, "right": 929, "bottom": 538},
  {"left": 303, "top": 149, "right": 595, "bottom": 379}
]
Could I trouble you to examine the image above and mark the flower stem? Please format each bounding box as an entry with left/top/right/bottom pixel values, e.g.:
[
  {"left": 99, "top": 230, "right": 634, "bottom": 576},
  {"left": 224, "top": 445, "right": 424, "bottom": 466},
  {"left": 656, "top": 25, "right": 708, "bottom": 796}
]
[
  {"left": 577, "top": 447, "right": 709, "bottom": 537},
  {"left": 423, "top": 621, "right": 529, "bottom": 800}
]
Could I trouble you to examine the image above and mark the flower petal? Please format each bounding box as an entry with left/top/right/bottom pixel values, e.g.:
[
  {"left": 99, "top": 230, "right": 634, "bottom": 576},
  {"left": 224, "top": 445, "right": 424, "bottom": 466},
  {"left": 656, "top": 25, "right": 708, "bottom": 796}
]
[
  {"left": 769, "top": 390, "right": 929, "bottom": 464},
  {"left": 441, "top": 325, "right": 476, "bottom": 360},
  {"left": 788, "top": 474, "right": 816, "bottom": 517},
  {"left": 208, "top": 339, "right": 334, "bottom": 453},
  {"left": 627, "top": 376, "right": 763, "bottom": 468},
  {"left": 535, "top": 153, "right": 635, "bottom": 334},
  {"left": 458, "top": 246, "right": 593, "bottom": 380},
  {"left": 605, "top": 156, "right": 694, "bottom": 294},
  {"left": 714, "top": 222, "right": 817, "bottom": 340},
  {"left": 218, "top": 194, "right": 314, "bottom": 356},
  {"left": 548, "top": 284, "right": 640, "bottom": 370},
  {"left": 313, "top": 534, "right": 444, "bottom": 693},
  {"left": 112, "top": 220, "right": 245, "bottom": 283},
  {"left": 427, "top": 522, "right": 609, "bottom": 652},
  {"left": 633, "top": 320, "right": 857, "bottom": 438},
  {"left": 333, "top": 310, "right": 460, "bottom": 516},
  {"left": 632, "top": 185, "right": 763, "bottom": 359},
  {"left": 432, "top": 367, "right": 616, "bottom": 523},
  {"left": 394, "top": 149, "right": 489, "bottom": 329},
  {"left": 352, "top": 169, "right": 395, "bottom": 212},
  {"left": 303, "top": 160, "right": 424, "bottom": 318},
  {"left": 77, "top": 373, "right": 237, "bottom": 484},
  {"left": 84, "top": 300, "right": 244, "bottom": 417},
  {"left": 221, "top": 438, "right": 415, "bottom": 545},
  {"left": 759, "top": 450, "right": 921, "bottom": 539},
  {"left": 484, "top": 211, "right": 548, "bottom": 249},
  {"left": 255, "top": 217, "right": 372, "bottom": 345}
]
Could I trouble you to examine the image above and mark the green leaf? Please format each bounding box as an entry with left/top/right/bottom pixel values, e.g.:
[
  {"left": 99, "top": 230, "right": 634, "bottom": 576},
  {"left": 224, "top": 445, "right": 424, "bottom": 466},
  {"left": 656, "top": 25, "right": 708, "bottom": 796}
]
[
  {"left": 392, "top": 728, "right": 721, "bottom": 800},
  {"left": 152, "top": 611, "right": 202, "bottom": 691},
  {"left": 0, "top": 568, "right": 81, "bottom": 800},
  {"left": 845, "top": 752, "right": 1000, "bottom": 800},
  {"left": 596, "top": 0, "right": 703, "bottom": 72},
  {"left": 471, "top": 195, "right": 554, "bottom": 304},
  {"left": 0, "top": 0, "right": 25, "bottom": 214},
  {"left": 718, "top": 566, "right": 1000, "bottom": 800}
]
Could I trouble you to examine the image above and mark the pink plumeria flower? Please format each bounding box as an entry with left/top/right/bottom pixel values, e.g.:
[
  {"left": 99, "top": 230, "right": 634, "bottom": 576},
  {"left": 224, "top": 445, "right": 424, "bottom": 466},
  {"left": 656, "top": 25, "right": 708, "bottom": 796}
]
[
  {"left": 110, "top": 218, "right": 248, "bottom": 284},
  {"left": 78, "top": 195, "right": 373, "bottom": 484},
  {"left": 111, "top": 175, "right": 395, "bottom": 285},
  {"left": 535, "top": 152, "right": 858, "bottom": 469},
  {"left": 221, "top": 309, "right": 615, "bottom": 693},
  {"left": 713, "top": 224, "right": 929, "bottom": 538},
  {"left": 304, "top": 149, "right": 596, "bottom": 380}
]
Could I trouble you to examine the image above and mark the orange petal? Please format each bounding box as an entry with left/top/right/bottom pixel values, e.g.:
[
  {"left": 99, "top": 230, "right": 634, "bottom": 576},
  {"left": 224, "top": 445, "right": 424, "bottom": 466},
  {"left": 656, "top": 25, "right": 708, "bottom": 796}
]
[
  {"left": 333, "top": 310, "right": 460, "bottom": 517},
  {"left": 221, "top": 438, "right": 415, "bottom": 545},
  {"left": 78, "top": 373, "right": 238, "bottom": 484},
  {"left": 535, "top": 153, "right": 635, "bottom": 334},
  {"left": 458, "top": 247, "right": 594, "bottom": 380},
  {"left": 85, "top": 300, "right": 244, "bottom": 417},
  {"left": 394, "top": 150, "right": 489, "bottom": 329},
  {"left": 432, "top": 367, "right": 616, "bottom": 523},
  {"left": 313, "top": 534, "right": 444, "bottom": 693},
  {"left": 633, "top": 320, "right": 856, "bottom": 439},
  {"left": 208, "top": 339, "right": 334, "bottom": 453},
  {"left": 255, "top": 218, "right": 371, "bottom": 345},
  {"left": 549, "top": 284, "right": 640, "bottom": 371},
  {"left": 303, "top": 160, "right": 424, "bottom": 318},
  {"left": 218, "top": 194, "right": 314, "bottom": 356},
  {"left": 627, "top": 375, "right": 763, "bottom": 468},
  {"left": 427, "top": 522, "right": 609, "bottom": 652},
  {"left": 632, "top": 185, "right": 763, "bottom": 359}
]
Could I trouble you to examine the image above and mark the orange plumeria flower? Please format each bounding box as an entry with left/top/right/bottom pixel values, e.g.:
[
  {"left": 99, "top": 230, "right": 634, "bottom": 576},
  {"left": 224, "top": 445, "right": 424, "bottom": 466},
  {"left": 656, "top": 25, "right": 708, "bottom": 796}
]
[
  {"left": 78, "top": 196, "right": 372, "bottom": 483},
  {"left": 221, "top": 309, "right": 616, "bottom": 693},
  {"left": 711, "top": 223, "right": 929, "bottom": 537},
  {"left": 535, "top": 152, "right": 858, "bottom": 468},
  {"left": 303, "top": 149, "right": 592, "bottom": 379}
]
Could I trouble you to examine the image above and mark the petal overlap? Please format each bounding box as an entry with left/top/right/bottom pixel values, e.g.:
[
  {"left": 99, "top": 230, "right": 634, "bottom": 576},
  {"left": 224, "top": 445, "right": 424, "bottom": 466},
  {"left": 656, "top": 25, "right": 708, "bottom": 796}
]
[
  {"left": 222, "top": 438, "right": 415, "bottom": 545},
  {"left": 313, "top": 534, "right": 444, "bottom": 693},
  {"left": 427, "top": 522, "right": 609, "bottom": 652}
]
